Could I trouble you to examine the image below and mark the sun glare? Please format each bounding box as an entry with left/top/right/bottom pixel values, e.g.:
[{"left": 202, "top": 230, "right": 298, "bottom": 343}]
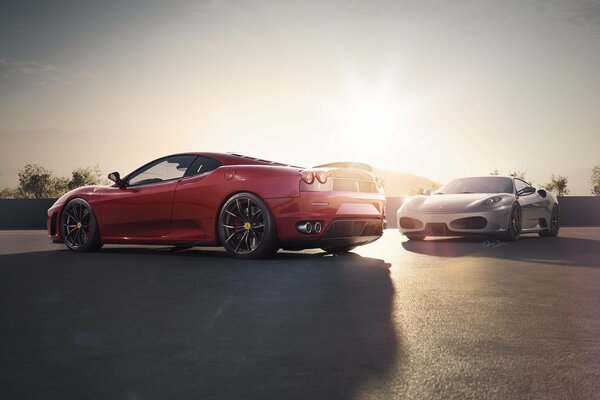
[{"left": 322, "top": 83, "right": 417, "bottom": 170}]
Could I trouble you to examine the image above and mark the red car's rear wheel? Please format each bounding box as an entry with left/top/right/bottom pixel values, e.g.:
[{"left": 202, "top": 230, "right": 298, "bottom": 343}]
[
  {"left": 61, "top": 198, "right": 103, "bottom": 252},
  {"left": 218, "top": 193, "right": 278, "bottom": 259}
]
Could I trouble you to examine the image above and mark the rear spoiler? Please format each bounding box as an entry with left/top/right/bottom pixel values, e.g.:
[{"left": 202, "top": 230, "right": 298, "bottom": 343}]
[{"left": 313, "top": 162, "right": 373, "bottom": 172}]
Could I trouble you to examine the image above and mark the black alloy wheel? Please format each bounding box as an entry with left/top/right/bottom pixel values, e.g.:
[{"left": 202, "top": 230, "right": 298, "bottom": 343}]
[
  {"left": 61, "top": 198, "right": 102, "bottom": 252},
  {"left": 218, "top": 193, "right": 278, "bottom": 259}
]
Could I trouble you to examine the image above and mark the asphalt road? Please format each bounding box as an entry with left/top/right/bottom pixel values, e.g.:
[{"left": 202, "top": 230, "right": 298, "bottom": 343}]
[{"left": 1, "top": 228, "right": 599, "bottom": 400}]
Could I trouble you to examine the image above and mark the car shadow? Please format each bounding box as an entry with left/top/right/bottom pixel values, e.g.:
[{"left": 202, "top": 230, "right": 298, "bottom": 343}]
[
  {"left": 0, "top": 248, "right": 400, "bottom": 400},
  {"left": 401, "top": 235, "right": 600, "bottom": 268}
]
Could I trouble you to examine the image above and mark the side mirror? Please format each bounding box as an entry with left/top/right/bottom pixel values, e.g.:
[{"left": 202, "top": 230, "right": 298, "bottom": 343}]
[
  {"left": 108, "top": 172, "right": 126, "bottom": 187},
  {"left": 517, "top": 186, "right": 535, "bottom": 196}
]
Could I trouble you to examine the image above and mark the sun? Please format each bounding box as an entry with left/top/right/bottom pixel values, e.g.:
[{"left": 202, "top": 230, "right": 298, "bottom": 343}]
[{"left": 321, "top": 85, "right": 414, "bottom": 169}]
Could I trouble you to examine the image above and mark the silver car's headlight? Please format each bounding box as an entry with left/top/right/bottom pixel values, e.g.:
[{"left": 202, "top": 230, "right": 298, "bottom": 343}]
[{"left": 481, "top": 196, "right": 503, "bottom": 206}]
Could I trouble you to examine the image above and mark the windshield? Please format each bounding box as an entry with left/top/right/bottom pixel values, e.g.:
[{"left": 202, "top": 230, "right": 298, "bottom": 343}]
[{"left": 435, "top": 177, "right": 514, "bottom": 194}]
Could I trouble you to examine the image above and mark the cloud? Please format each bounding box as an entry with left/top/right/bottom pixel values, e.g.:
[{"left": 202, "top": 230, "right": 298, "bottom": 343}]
[
  {"left": 565, "top": 0, "right": 600, "bottom": 27},
  {"left": 0, "top": 59, "right": 59, "bottom": 84}
]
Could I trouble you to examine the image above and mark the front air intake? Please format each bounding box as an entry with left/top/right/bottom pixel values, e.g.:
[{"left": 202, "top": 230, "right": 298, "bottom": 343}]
[{"left": 450, "top": 217, "right": 487, "bottom": 230}]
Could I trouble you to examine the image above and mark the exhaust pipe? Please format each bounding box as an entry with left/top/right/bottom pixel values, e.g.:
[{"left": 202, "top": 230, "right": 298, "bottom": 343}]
[
  {"left": 296, "top": 222, "right": 313, "bottom": 234},
  {"left": 314, "top": 221, "right": 322, "bottom": 234}
]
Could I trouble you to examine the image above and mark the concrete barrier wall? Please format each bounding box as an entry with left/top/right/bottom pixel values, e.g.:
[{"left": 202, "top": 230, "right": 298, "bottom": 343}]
[
  {"left": 555, "top": 196, "right": 600, "bottom": 227},
  {"left": 1, "top": 196, "right": 598, "bottom": 230},
  {"left": 0, "top": 199, "right": 56, "bottom": 229}
]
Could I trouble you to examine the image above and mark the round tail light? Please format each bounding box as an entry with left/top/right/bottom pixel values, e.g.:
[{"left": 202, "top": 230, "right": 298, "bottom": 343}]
[
  {"left": 300, "top": 171, "right": 315, "bottom": 184},
  {"left": 315, "top": 171, "right": 328, "bottom": 184}
]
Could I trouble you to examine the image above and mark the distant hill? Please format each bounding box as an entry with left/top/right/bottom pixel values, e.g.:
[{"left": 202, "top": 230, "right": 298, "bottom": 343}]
[{"left": 373, "top": 168, "right": 439, "bottom": 197}]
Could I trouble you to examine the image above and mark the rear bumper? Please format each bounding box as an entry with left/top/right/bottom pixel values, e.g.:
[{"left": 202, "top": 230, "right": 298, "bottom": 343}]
[{"left": 267, "top": 191, "right": 386, "bottom": 248}]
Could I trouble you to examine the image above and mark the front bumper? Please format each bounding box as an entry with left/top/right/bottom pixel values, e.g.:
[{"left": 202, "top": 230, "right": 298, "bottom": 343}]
[
  {"left": 47, "top": 203, "right": 63, "bottom": 242},
  {"left": 397, "top": 205, "right": 511, "bottom": 237}
]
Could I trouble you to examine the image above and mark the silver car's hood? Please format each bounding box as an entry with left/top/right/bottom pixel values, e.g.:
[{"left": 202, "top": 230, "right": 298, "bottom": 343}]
[{"left": 402, "top": 193, "right": 514, "bottom": 212}]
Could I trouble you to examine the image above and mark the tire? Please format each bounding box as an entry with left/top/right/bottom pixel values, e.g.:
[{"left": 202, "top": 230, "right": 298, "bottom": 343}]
[
  {"left": 321, "top": 245, "right": 356, "bottom": 254},
  {"left": 217, "top": 193, "right": 278, "bottom": 259},
  {"left": 60, "top": 198, "right": 103, "bottom": 252},
  {"left": 539, "top": 205, "right": 559, "bottom": 237},
  {"left": 406, "top": 235, "right": 426, "bottom": 241},
  {"left": 504, "top": 203, "right": 522, "bottom": 241}
]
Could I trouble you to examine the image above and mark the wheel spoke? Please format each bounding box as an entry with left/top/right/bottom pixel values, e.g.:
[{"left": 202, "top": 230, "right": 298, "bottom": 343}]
[
  {"left": 225, "top": 230, "right": 239, "bottom": 243},
  {"left": 222, "top": 224, "right": 244, "bottom": 230},
  {"left": 244, "top": 229, "right": 250, "bottom": 252},
  {"left": 235, "top": 231, "right": 248, "bottom": 252},
  {"left": 79, "top": 229, "right": 87, "bottom": 246},
  {"left": 225, "top": 210, "right": 238, "bottom": 219},
  {"left": 65, "top": 211, "right": 76, "bottom": 222},
  {"left": 65, "top": 226, "right": 76, "bottom": 239},
  {"left": 249, "top": 229, "right": 259, "bottom": 250},
  {"left": 235, "top": 199, "right": 246, "bottom": 222}
]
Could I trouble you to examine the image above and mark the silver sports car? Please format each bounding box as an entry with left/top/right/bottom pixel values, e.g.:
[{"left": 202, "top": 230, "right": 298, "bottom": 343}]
[{"left": 397, "top": 176, "right": 559, "bottom": 241}]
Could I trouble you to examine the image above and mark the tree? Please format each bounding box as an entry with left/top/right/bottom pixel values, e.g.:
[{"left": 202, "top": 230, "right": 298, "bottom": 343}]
[
  {"left": 68, "top": 165, "right": 103, "bottom": 190},
  {"left": 592, "top": 164, "right": 600, "bottom": 196},
  {"left": 0, "top": 187, "right": 24, "bottom": 199},
  {"left": 508, "top": 170, "right": 527, "bottom": 180},
  {"left": 491, "top": 169, "right": 532, "bottom": 185},
  {"left": 543, "top": 174, "right": 569, "bottom": 196},
  {"left": 0, "top": 164, "right": 106, "bottom": 199},
  {"left": 48, "top": 176, "right": 70, "bottom": 198},
  {"left": 17, "top": 164, "right": 54, "bottom": 198}
]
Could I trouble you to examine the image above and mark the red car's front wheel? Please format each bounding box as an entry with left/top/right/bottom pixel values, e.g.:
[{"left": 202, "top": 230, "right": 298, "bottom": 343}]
[
  {"left": 218, "top": 193, "right": 278, "bottom": 259},
  {"left": 60, "top": 198, "right": 103, "bottom": 252}
]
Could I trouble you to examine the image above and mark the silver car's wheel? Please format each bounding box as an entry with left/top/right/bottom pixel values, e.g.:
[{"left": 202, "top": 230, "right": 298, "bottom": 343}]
[
  {"left": 218, "top": 193, "right": 278, "bottom": 259},
  {"left": 504, "top": 203, "right": 522, "bottom": 241},
  {"left": 61, "top": 199, "right": 102, "bottom": 252},
  {"left": 539, "top": 205, "right": 559, "bottom": 237}
]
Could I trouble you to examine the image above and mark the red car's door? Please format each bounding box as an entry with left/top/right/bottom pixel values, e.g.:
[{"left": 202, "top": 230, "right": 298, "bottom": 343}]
[
  {"left": 96, "top": 180, "right": 180, "bottom": 238},
  {"left": 169, "top": 156, "right": 225, "bottom": 241},
  {"left": 95, "top": 155, "right": 197, "bottom": 239}
]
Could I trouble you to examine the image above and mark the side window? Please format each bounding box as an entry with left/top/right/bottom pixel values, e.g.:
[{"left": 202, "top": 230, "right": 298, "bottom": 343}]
[
  {"left": 128, "top": 155, "right": 197, "bottom": 186},
  {"left": 514, "top": 179, "right": 529, "bottom": 193},
  {"left": 184, "top": 156, "right": 222, "bottom": 177}
]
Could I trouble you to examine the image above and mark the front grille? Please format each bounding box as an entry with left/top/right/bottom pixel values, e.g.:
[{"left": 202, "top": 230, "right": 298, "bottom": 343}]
[
  {"left": 324, "top": 219, "right": 383, "bottom": 238},
  {"left": 450, "top": 217, "right": 487, "bottom": 229},
  {"left": 426, "top": 223, "right": 449, "bottom": 235}
]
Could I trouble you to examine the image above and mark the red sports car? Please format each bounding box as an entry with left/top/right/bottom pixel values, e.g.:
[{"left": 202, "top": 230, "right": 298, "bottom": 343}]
[{"left": 47, "top": 153, "right": 386, "bottom": 258}]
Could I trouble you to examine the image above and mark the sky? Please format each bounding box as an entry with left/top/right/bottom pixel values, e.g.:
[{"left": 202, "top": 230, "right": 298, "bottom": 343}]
[{"left": 1, "top": 0, "right": 599, "bottom": 194}]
